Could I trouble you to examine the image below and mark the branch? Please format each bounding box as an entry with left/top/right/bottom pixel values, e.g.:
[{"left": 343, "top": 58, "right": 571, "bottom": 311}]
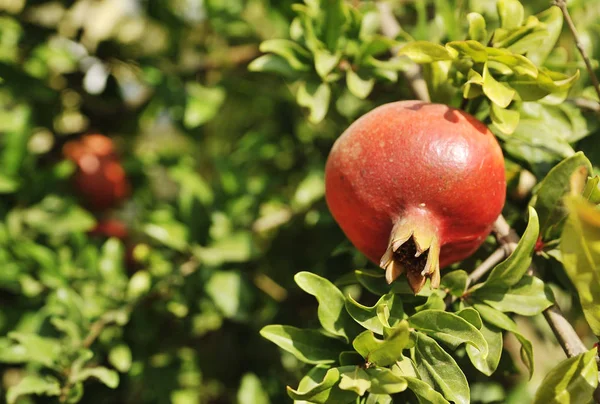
[
  {"left": 494, "top": 215, "right": 588, "bottom": 361},
  {"left": 198, "top": 44, "right": 260, "bottom": 71},
  {"left": 554, "top": 0, "right": 600, "bottom": 108},
  {"left": 377, "top": 2, "right": 431, "bottom": 102}
]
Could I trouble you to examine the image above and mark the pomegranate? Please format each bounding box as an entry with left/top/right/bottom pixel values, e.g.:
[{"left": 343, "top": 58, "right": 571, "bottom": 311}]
[
  {"left": 89, "top": 218, "right": 129, "bottom": 240},
  {"left": 325, "top": 101, "right": 506, "bottom": 293},
  {"left": 63, "top": 134, "right": 130, "bottom": 211}
]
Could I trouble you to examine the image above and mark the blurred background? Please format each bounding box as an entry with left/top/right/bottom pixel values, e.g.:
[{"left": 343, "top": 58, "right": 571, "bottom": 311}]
[{"left": 1, "top": 0, "right": 600, "bottom": 403}]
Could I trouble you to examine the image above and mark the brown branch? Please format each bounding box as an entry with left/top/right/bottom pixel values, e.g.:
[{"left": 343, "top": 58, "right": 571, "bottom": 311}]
[
  {"left": 571, "top": 97, "right": 600, "bottom": 113},
  {"left": 377, "top": 2, "right": 431, "bottom": 102},
  {"left": 554, "top": 0, "right": 600, "bottom": 107},
  {"left": 198, "top": 44, "right": 260, "bottom": 71}
]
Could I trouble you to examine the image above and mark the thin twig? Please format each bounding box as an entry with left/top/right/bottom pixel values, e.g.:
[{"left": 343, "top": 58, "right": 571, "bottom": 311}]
[
  {"left": 571, "top": 97, "right": 600, "bottom": 113},
  {"left": 377, "top": 2, "right": 431, "bottom": 102},
  {"left": 554, "top": 0, "right": 600, "bottom": 106},
  {"left": 466, "top": 247, "right": 506, "bottom": 288}
]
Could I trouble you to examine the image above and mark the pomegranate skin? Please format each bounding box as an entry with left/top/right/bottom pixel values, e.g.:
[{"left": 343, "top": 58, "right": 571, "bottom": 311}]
[
  {"left": 325, "top": 101, "right": 506, "bottom": 292},
  {"left": 63, "top": 134, "right": 130, "bottom": 211}
]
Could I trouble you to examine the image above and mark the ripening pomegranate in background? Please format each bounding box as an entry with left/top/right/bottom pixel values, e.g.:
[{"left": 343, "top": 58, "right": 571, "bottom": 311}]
[
  {"left": 63, "top": 134, "right": 130, "bottom": 211},
  {"left": 325, "top": 101, "right": 506, "bottom": 293}
]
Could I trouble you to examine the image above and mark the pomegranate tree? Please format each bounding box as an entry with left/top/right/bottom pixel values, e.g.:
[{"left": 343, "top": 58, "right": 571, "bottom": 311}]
[{"left": 325, "top": 101, "right": 506, "bottom": 293}]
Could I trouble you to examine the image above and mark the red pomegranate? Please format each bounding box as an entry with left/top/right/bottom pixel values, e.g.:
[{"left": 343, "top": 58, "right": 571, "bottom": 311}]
[
  {"left": 325, "top": 101, "right": 506, "bottom": 293},
  {"left": 63, "top": 134, "right": 130, "bottom": 211}
]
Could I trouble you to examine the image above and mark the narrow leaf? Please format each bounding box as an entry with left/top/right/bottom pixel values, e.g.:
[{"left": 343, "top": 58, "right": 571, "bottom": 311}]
[
  {"left": 260, "top": 325, "right": 345, "bottom": 364},
  {"left": 352, "top": 321, "right": 409, "bottom": 366},
  {"left": 365, "top": 368, "right": 408, "bottom": 395},
  {"left": 560, "top": 197, "right": 600, "bottom": 336},
  {"left": 413, "top": 333, "right": 469, "bottom": 404},
  {"left": 397, "top": 41, "right": 455, "bottom": 63},
  {"left": 408, "top": 310, "right": 488, "bottom": 356},
  {"left": 484, "top": 206, "right": 539, "bottom": 287},
  {"left": 295, "top": 271, "right": 357, "bottom": 341},
  {"left": 345, "top": 293, "right": 405, "bottom": 335},
  {"left": 533, "top": 349, "right": 598, "bottom": 404},
  {"left": 466, "top": 322, "right": 503, "bottom": 376},
  {"left": 482, "top": 62, "right": 515, "bottom": 108},
  {"left": 532, "top": 152, "right": 593, "bottom": 238},
  {"left": 472, "top": 275, "right": 554, "bottom": 316}
]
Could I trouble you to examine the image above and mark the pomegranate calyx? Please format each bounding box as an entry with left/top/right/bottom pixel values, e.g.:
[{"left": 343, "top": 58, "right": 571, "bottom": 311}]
[{"left": 380, "top": 213, "right": 441, "bottom": 294}]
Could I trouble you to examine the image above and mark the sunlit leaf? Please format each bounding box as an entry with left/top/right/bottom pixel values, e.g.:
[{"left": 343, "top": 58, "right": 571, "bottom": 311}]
[{"left": 533, "top": 349, "right": 598, "bottom": 404}]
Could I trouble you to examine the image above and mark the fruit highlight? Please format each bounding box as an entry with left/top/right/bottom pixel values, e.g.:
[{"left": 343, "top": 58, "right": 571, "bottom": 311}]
[{"left": 325, "top": 101, "right": 506, "bottom": 293}]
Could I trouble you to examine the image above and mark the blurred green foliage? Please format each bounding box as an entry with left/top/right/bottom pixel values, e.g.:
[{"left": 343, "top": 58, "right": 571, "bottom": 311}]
[{"left": 1, "top": 0, "right": 600, "bottom": 403}]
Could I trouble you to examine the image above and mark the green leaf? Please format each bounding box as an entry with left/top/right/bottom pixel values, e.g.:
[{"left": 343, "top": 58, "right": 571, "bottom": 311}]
[
  {"left": 144, "top": 222, "right": 189, "bottom": 252},
  {"left": 440, "top": 270, "right": 468, "bottom": 297},
  {"left": 6, "top": 375, "right": 61, "bottom": 404},
  {"left": 72, "top": 366, "right": 120, "bottom": 388},
  {"left": 484, "top": 206, "right": 539, "bottom": 287},
  {"left": 466, "top": 322, "right": 503, "bottom": 376},
  {"left": 248, "top": 55, "right": 299, "bottom": 78},
  {"left": 533, "top": 349, "right": 598, "bottom": 404},
  {"left": 339, "top": 367, "right": 371, "bottom": 396},
  {"left": 497, "top": 0, "right": 524, "bottom": 30},
  {"left": 354, "top": 269, "right": 414, "bottom": 295},
  {"left": 532, "top": 153, "right": 593, "bottom": 239},
  {"left": 314, "top": 50, "right": 340, "bottom": 79},
  {"left": 482, "top": 62, "right": 515, "bottom": 108},
  {"left": 345, "top": 292, "right": 405, "bottom": 335},
  {"left": 289, "top": 366, "right": 356, "bottom": 404},
  {"left": 297, "top": 81, "right": 331, "bottom": 123},
  {"left": 0, "top": 173, "right": 19, "bottom": 193},
  {"left": 260, "top": 325, "right": 345, "bottom": 364},
  {"left": 404, "top": 377, "right": 450, "bottom": 404},
  {"left": 260, "top": 39, "right": 311, "bottom": 71},
  {"left": 560, "top": 197, "right": 600, "bottom": 336},
  {"left": 473, "top": 304, "right": 534, "bottom": 377},
  {"left": 237, "top": 373, "right": 271, "bottom": 404},
  {"left": 365, "top": 393, "right": 393, "bottom": 404},
  {"left": 295, "top": 271, "right": 357, "bottom": 341},
  {"left": 490, "top": 103, "right": 520, "bottom": 135},
  {"left": 467, "top": 13, "right": 487, "bottom": 43},
  {"left": 409, "top": 310, "right": 488, "bottom": 356},
  {"left": 471, "top": 276, "right": 554, "bottom": 316},
  {"left": 322, "top": 0, "right": 347, "bottom": 51},
  {"left": 5, "top": 332, "right": 62, "bottom": 368},
  {"left": 463, "top": 69, "right": 484, "bottom": 99},
  {"left": 527, "top": 6, "right": 563, "bottom": 66},
  {"left": 184, "top": 83, "right": 226, "bottom": 129},
  {"left": 397, "top": 41, "right": 455, "bottom": 63},
  {"left": 455, "top": 307, "right": 483, "bottom": 329},
  {"left": 109, "top": 345, "right": 132, "bottom": 373},
  {"left": 415, "top": 292, "right": 445, "bottom": 311},
  {"left": 365, "top": 368, "right": 408, "bottom": 395},
  {"left": 413, "top": 332, "right": 469, "bottom": 404},
  {"left": 446, "top": 40, "right": 487, "bottom": 63},
  {"left": 193, "top": 232, "right": 253, "bottom": 266},
  {"left": 486, "top": 49, "right": 538, "bottom": 77},
  {"left": 346, "top": 70, "right": 374, "bottom": 99},
  {"left": 205, "top": 270, "right": 250, "bottom": 319},
  {"left": 293, "top": 171, "right": 325, "bottom": 209},
  {"left": 352, "top": 321, "right": 409, "bottom": 366},
  {"left": 583, "top": 176, "right": 600, "bottom": 204}
]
